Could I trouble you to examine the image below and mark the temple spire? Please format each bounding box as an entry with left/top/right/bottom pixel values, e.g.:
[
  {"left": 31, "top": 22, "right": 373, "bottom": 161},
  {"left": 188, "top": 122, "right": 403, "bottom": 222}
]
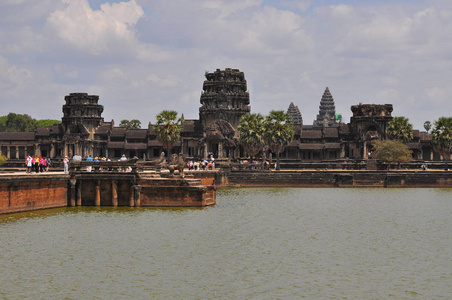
[
  {"left": 287, "top": 102, "right": 303, "bottom": 125},
  {"left": 314, "top": 87, "right": 336, "bottom": 127}
]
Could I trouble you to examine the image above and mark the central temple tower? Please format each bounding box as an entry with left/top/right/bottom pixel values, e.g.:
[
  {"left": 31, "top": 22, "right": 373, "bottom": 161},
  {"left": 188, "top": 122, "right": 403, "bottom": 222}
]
[{"left": 198, "top": 68, "right": 250, "bottom": 158}]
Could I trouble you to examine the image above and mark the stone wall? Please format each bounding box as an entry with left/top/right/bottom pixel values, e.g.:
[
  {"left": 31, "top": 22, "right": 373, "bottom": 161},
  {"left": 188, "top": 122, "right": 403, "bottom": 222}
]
[
  {"left": 222, "top": 170, "right": 452, "bottom": 188},
  {"left": 0, "top": 175, "right": 68, "bottom": 214}
]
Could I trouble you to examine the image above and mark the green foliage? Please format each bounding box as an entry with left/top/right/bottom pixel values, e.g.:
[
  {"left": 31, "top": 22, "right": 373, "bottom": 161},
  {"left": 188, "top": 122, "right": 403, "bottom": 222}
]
[
  {"left": 154, "top": 111, "right": 184, "bottom": 158},
  {"left": 263, "top": 110, "right": 294, "bottom": 170},
  {"left": 36, "top": 119, "right": 61, "bottom": 127},
  {"left": 238, "top": 113, "right": 265, "bottom": 158},
  {"left": 0, "top": 113, "right": 37, "bottom": 132},
  {"left": 432, "top": 117, "right": 452, "bottom": 162},
  {"left": 119, "top": 119, "right": 129, "bottom": 127},
  {"left": 423, "top": 121, "right": 432, "bottom": 133},
  {"left": 387, "top": 116, "right": 413, "bottom": 142},
  {"left": 0, "top": 151, "right": 7, "bottom": 165},
  {"left": 372, "top": 140, "right": 412, "bottom": 169},
  {"left": 119, "top": 119, "right": 141, "bottom": 129}
]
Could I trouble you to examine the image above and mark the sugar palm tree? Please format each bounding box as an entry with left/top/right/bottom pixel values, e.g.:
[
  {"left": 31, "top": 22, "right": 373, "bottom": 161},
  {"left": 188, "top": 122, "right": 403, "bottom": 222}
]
[
  {"left": 432, "top": 117, "right": 452, "bottom": 168},
  {"left": 263, "top": 110, "right": 294, "bottom": 171},
  {"left": 238, "top": 113, "right": 265, "bottom": 159},
  {"left": 154, "top": 110, "right": 184, "bottom": 163},
  {"left": 387, "top": 116, "right": 413, "bottom": 142}
]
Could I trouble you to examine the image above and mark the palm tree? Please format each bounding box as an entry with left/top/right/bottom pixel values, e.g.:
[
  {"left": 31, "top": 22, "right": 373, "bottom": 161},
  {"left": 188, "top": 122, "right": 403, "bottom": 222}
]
[
  {"left": 423, "top": 121, "right": 432, "bottom": 133},
  {"left": 263, "top": 110, "right": 294, "bottom": 171},
  {"left": 387, "top": 116, "right": 413, "bottom": 142},
  {"left": 154, "top": 110, "right": 184, "bottom": 163},
  {"left": 238, "top": 113, "right": 265, "bottom": 159},
  {"left": 432, "top": 117, "right": 452, "bottom": 169}
]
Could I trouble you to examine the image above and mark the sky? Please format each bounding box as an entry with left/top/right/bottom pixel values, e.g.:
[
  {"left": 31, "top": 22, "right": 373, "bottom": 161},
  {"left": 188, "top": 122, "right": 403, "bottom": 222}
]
[{"left": 1, "top": 0, "right": 451, "bottom": 130}]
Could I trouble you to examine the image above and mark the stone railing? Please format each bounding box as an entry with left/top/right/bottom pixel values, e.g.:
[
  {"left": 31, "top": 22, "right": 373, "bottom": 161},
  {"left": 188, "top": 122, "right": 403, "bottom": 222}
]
[{"left": 69, "top": 158, "right": 139, "bottom": 173}]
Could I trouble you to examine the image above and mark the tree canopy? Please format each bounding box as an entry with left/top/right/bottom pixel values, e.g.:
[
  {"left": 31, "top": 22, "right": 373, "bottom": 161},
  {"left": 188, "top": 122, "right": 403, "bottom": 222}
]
[
  {"left": 0, "top": 151, "right": 7, "bottom": 165},
  {"left": 154, "top": 111, "right": 184, "bottom": 161},
  {"left": 372, "top": 139, "right": 412, "bottom": 169},
  {"left": 0, "top": 114, "right": 61, "bottom": 132},
  {"left": 263, "top": 110, "right": 294, "bottom": 170},
  {"left": 0, "top": 113, "right": 37, "bottom": 132},
  {"left": 36, "top": 119, "right": 61, "bottom": 127},
  {"left": 119, "top": 119, "right": 141, "bottom": 129},
  {"left": 432, "top": 117, "right": 452, "bottom": 162},
  {"left": 238, "top": 113, "right": 265, "bottom": 159},
  {"left": 387, "top": 116, "right": 413, "bottom": 142}
]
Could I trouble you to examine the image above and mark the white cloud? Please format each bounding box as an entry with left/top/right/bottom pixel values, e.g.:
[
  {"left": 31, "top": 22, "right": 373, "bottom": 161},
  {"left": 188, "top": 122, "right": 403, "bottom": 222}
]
[
  {"left": 0, "top": 0, "right": 451, "bottom": 130},
  {"left": 47, "top": 0, "right": 144, "bottom": 55}
]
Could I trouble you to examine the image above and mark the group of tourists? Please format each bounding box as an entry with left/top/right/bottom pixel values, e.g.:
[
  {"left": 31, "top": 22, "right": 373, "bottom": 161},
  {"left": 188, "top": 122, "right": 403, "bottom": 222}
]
[
  {"left": 187, "top": 159, "right": 215, "bottom": 171},
  {"left": 25, "top": 155, "right": 51, "bottom": 173}
]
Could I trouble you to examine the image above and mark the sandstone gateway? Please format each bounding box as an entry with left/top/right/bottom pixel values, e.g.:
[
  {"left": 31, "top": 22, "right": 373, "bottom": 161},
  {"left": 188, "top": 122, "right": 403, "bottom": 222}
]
[{"left": 0, "top": 68, "right": 442, "bottom": 163}]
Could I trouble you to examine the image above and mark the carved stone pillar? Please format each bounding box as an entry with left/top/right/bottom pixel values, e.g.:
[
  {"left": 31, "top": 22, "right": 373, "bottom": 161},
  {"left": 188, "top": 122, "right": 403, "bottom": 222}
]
[
  {"left": 95, "top": 180, "right": 101, "bottom": 206},
  {"left": 134, "top": 185, "right": 141, "bottom": 207},
  {"left": 70, "top": 179, "right": 77, "bottom": 207},
  {"left": 76, "top": 181, "right": 82, "bottom": 206},
  {"left": 129, "top": 183, "right": 135, "bottom": 207},
  {"left": 111, "top": 180, "right": 118, "bottom": 207},
  {"left": 15, "top": 147, "right": 19, "bottom": 159},
  {"left": 6, "top": 146, "right": 10, "bottom": 159}
]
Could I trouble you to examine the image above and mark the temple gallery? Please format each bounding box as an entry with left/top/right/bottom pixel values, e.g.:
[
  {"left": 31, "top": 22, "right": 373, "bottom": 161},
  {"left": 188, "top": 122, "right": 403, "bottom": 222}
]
[{"left": 0, "top": 68, "right": 441, "bottom": 163}]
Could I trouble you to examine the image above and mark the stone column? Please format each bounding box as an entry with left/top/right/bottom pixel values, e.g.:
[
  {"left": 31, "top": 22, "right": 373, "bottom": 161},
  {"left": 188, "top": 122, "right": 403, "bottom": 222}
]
[
  {"left": 134, "top": 185, "right": 141, "bottom": 207},
  {"left": 76, "top": 181, "right": 82, "bottom": 206},
  {"left": 70, "top": 179, "right": 77, "bottom": 207},
  {"left": 218, "top": 142, "right": 223, "bottom": 158},
  {"left": 6, "top": 146, "right": 10, "bottom": 159},
  {"left": 129, "top": 183, "right": 135, "bottom": 207},
  {"left": 111, "top": 180, "right": 118, "bottom": 207},
  {"left": 50, "top": 144, "right": 55, "bottom": 158},
  {"left": 95, "top": 180, "right": 101, "bottom": 206},
  {"left": 15, "top": 147, "right": 19, "bottom": 159}
]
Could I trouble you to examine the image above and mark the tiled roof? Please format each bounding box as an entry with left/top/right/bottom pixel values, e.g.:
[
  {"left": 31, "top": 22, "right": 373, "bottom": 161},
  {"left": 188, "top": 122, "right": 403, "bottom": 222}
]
[
  {"left": 126, "top": 129, "right": 147, "bottom": 139},
  {"left": 0, "top": 132, "right": 36, "bottom": 141},
  {"left": 301, "top": 130, "right": 322, "bottom": 139},
  {"left": 299, "top": 143, "right": 324, "bottom": 150},
  {"left": 324, "top": 127, "right": 338, "bottom": 138}
]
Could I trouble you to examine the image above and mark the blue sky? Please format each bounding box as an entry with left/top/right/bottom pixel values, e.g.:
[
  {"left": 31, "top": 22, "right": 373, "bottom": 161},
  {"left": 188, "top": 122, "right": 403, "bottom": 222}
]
[{"left": 1, "top": 0, "right": 451, "bottom": 130}]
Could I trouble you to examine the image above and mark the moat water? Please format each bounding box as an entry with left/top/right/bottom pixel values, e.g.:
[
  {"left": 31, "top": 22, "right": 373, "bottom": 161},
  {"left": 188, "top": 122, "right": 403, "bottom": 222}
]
[{"left": 1, "top": 188, "right": 451, "bottom": 299}]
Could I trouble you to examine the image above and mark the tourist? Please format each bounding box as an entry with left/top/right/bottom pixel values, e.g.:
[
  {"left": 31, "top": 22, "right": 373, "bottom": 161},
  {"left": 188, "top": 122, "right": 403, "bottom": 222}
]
[
  {"left": 119, "top": 154, "right": 127, "bottom": 172},
  {"left": 46, "top": 157, "right": 51, "bottom": 172},
  {"left": 63, "top": 156, "right": 69, "bottom": 174},
  {"left": 34, "top": 156, "right": 40, "bottom": 173},
  {"left": 86, "top": 155, "right": 93, "bottom": 172},
  {"left": 40, "top": 156, "right": 46, "bottom": 172},
  {"left": 26, "top": 154, "right": 33, "bottom": 173}
]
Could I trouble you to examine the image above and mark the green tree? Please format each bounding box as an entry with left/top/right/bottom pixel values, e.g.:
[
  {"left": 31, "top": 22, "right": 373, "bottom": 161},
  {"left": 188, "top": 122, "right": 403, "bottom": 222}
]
[
  {"left": 238, "top": 113, "right": 265, "bottom": 159},
  {"left": 423, "top": 121, "right": 432, "bottom": 133},
  {"left": 372, "top": 140, "right": 412, "bottom": 170},
  {"left": 432, "top": 117, "right": 452, "bottom": 167},
  {"left": 0, "top": 113, "right": 37, "bottom": 132},
  {"left": 0, "top": 151, "right": 7, "bottom": 166},
  {"left": 263, "top": 110, "right": 294, "bottom": 171},
  {"left": 129, "top": 119, "right": 141, "bottom": 129},
  {"left": 119, "top": 119, "right": 142, "bottom": 129},
  {"left": 154, "top": 110, "right": 184, "bottom": 162},
  {"left": 36, "top": 119, "right": 61, "bottom": 127},
  {"left": 387, "top": 116, "right": 413, "bottom": 142}
]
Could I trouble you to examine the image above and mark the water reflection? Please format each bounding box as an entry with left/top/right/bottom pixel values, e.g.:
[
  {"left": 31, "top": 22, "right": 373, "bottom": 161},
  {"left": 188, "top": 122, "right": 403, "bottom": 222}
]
[{"left": 1, "top": 188, "right": 451, "bottom": 299}]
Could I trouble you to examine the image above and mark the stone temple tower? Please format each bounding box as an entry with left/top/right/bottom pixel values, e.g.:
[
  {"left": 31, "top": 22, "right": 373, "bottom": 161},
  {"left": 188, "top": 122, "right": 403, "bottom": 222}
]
[
  {"left": 199, "top": 68, "right": 250, "bottom": 129},
  {"left": 62, "top": 93, "right": 104, "bottom": 157},
  {"left": 287, "top": 102, "right": 303, "bottom": 125},
  {"left": 198, "top": 68, "right": 250, "bottom": 159},
  {"left": 314, "top": 87, "right": 336, "bottom": 127},
  {"left": 62, "top": 93, "right": 104, "bottom": 137}
]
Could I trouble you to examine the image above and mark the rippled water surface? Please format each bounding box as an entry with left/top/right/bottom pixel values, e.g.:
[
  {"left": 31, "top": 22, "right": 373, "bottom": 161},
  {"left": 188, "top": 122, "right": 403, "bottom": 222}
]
[{"left": 1, "top": 188, "right": 451, "bottom": 299}]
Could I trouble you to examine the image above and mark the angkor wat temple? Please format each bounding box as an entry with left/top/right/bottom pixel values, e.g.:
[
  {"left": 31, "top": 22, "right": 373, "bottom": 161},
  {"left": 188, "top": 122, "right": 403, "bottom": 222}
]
[{"left": 0, "top": 68, "right": 441, "bottom": 162}]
